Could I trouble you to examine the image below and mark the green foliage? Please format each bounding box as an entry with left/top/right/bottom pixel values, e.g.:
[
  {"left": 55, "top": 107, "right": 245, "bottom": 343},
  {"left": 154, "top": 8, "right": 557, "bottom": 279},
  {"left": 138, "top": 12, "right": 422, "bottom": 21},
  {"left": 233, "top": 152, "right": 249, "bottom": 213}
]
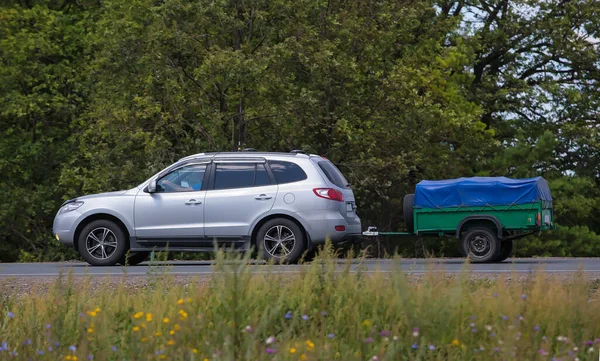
[{"left": 0, "top": 0, "right": 599, "bottom": 260}]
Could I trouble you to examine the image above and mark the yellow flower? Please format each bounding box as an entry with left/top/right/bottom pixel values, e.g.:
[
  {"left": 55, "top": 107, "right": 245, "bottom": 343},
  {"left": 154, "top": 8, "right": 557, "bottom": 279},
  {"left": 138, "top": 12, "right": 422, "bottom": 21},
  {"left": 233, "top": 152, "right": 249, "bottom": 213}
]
[
  {"left": 174, "top": 324, "right": 181, "bottom": 331},
  {"left": 141, "top": 323, "right": 146, "bottom": 329},
  {"left": 177, "top": 299, "right": 184, "bottom": 305},
  {"left": 167, "top": 340, "right": 175, "bottom": 346},
  {"left": 159, "top": 356, "right": 166, "bottom": 360},
  {"left": 87, "top": 311, "right": 97, "bottom": 317},
  {"left": 65, "top": 356, "right": 72, "bottom": 361},
  {"left": 169, "top": 330, "right": 175, "bottom": 336},
  {"left": 87, "top": 327, "right": 93, "bottom": 334},
  {"left": 452, "top": 339, "right": 460, "bottom": 346},
  {"left": 362, "top": 320, "right": 372, "bottom": 327},
  {"left": 141, "top": 337, "right": 148, "bottom": 343},
  {"left": 134, "top": 312, "right": 144, "bottom": 319},
  {"left": 133, "top": 326, "right": 140, "bottom": 332},
  {"left": 146, "top": 313, "right": 152, "bottom": 322},
  {"left": 289, "top": 347, "right": 297, "bottom": 354},
  {"left": 305, "top": 340, "right": 315, "bottom": 351},
  {"left": 155, "top": 331, "right": 162, "bottom": 337},
  {"left": 203, "top": 359, "right": 208, "bottom": 361},
  {"left": 300, "top": 354, "right": 307, "bottom": 361},
  {"left": 192, "top": 349, "right": 198, "bottom": 354},
  {"left": 179, "top": 310, "right": 188, "bottom": 319},
  {"left": 163, "top": 318, "right": 170, "bottom": 324},
  {"left": 94, "top": 307, "right": 100, "bottom": 313},
  {"left": 186, "top": 298, "right": 192, "bottom": 303}
]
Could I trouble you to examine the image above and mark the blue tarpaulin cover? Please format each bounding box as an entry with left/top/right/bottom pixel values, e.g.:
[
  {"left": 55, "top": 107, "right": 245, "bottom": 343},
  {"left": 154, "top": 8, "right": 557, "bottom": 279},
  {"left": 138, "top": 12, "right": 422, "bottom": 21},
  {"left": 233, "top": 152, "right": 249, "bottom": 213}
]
[{"left": 414, "top": 177, "right": 552, "bottom": 208}]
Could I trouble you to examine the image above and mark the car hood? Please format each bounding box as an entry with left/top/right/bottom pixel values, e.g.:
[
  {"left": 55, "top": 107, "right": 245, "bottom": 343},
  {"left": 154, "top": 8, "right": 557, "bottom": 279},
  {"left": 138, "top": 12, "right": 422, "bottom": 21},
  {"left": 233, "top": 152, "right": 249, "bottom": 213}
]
[{"left": 62, "top": 190, "right": 129, "bottom": 206}]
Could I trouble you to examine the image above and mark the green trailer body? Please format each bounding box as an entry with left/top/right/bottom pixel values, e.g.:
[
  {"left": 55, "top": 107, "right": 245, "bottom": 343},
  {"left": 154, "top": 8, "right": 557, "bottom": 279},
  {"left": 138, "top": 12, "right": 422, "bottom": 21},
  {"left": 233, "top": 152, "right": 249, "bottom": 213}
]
[{"left": 363, "top": 177, "right": 554, "bottom": 262}]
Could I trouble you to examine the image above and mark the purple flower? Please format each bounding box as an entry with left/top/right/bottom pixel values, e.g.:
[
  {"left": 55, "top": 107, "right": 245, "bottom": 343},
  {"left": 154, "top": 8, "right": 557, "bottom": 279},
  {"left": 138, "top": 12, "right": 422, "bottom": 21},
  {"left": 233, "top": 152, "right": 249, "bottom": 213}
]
[
  {"left": 493, "top": 293, "right": 498, "bottom": 298},
  {"left": 1, "top": 342, "right": 7, "bottom": 351},
  {"left": 534, "top": 325, "right": 540, "bottom": 331},
  {"left": 521, "top": 294, "right": 526, "bottom": 300},
  {"left": 517, "top": 315, "right": 524, "bottom": 320},
  {"left": 111, "top": 346, "right": 117, "bottom": 352},
  {"left": 23, "top": 340, "right": 31, "bottom": 345},
  {"left": 595, "top": 338, "right": 600, "bottom": 344},
  {"left": 502, "top": 315, "right": 508, "bottom": 321},
  {"left": 7, "top": 312, "right": 14, "bottom": 318},
  {"left": 490, "top": 332, "right": 495, "bottom": 337},
  {"left": 364, "top": 338, "right": 374, "bottom": 344},
  {"left": 471, "top": 315, "right": 476, "bottom": 320},
  {"left": 470, "top": 323, "right": 475, "bottom": 327},
  {"left": 412, "top": 343, "right": 418, "bottom": 349},
  {"left": 302, "top": 315, "right": 309, "bottom": 321},
  {"left": 285, "top": 311, "right": 292, "bottom": 320},
  {"left": 472, "top": 328, "right": 477, "bottom": 333},
  {"left": 494, "top": 347, "right": 500, "bottom": 352},
  {"left": 328, "top": 333, "right": 335, "bottom": 339},
  {"left": 245, "top": 325, "right": 253, "bottom": 333},
  {"left": 48, "top": 347, "right": 53, "bottom": 352},
  {"left": 265, "top": 348, "right": 276, "bottom": 354},
  {"left": 587, "top": 341, "right": 594, "bottom": 346},
  {"left": 321, "top": 311, "right": 327, "bottom": 316},
  {"left": 87, "top": 354, "right": 93, "bottom": 360},
  {"left": 38, "top": 351, "right": 44, "bottom": 355},
  {"left": 79, "top": 313, "right": 84, "bottom": 318},
  {"left": 379, "top": 330, "right": 391, "bottom": 337},
  {"left": 539, "top": 349, "right": 549, "bottom": 356},
  {"left": 155, "top": 350, "right": 163, "bottom": 355},
  {"left": 45, "top": 324, "right": 51, "bottom": 329},
  {"left": 428, "top": 345, "right": 435, "bottom": 351},
  {"left": 372, "top": 357, "right": 379, "bottom": 361},
  {"left": 69, "top": 345, "right": 76, "bottom": 352},
  {"left": 10, "top": 351, "right": 17, "bottom": 357}
]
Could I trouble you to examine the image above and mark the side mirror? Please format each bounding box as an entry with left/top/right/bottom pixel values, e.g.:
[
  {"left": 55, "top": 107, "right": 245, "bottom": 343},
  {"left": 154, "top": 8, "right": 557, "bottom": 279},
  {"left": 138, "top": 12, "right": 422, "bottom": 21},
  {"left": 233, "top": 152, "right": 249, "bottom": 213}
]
[{"left": 147, "top": 179, "right": 157, "bottom": 193}]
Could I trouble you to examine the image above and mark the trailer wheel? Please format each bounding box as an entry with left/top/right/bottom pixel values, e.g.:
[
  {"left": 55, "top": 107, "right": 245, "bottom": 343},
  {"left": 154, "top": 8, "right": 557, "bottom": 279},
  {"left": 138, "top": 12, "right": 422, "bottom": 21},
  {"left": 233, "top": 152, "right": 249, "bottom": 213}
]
[
  {"left": 461, "top": 227, "right": 499, "bottom": 263},
  {"left": 403, "top": 194, "right": 415, "bottom": 231},
  {"left": 493, "top": 240, "right": 513, "bottom": 262}
]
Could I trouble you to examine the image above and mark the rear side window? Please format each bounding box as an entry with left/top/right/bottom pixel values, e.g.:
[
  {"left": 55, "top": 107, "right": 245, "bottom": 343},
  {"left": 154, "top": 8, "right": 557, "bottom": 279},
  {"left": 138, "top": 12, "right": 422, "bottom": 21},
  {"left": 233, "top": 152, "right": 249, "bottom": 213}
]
[
  {"left": 268, "top": 161, "right": 308, "bottom": 184},
  {"left": 318, "top": 160, "right": 350, "bottom": 188},
  {"left": 214, "top": 163, "right": 273, "bottom": 190}
]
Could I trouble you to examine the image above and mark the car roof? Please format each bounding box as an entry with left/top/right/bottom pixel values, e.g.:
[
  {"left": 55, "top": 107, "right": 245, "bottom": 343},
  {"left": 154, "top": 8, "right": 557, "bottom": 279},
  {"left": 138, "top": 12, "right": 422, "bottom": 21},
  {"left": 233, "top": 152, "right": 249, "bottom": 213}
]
[{"left": 178, "top": 151, "right": 318, "bottom": 163}]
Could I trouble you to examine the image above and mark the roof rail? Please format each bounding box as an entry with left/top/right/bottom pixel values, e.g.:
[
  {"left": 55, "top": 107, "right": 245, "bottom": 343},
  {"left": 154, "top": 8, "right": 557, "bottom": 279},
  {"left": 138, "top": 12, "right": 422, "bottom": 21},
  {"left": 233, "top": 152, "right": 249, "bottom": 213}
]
[
  {"left": 290, "top": 149, "right": 306, "bottom": 154},
  {"left": 240, "top": 148, "right": 258, "bottom": 152}
]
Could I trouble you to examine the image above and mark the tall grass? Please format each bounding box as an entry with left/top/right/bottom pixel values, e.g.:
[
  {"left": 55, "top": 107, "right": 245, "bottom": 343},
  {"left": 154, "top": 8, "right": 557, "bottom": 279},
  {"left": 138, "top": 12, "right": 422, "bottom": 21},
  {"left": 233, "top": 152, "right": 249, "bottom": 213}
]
[{"left": 1, "top": 244, "right": 600, "bottom": 361}]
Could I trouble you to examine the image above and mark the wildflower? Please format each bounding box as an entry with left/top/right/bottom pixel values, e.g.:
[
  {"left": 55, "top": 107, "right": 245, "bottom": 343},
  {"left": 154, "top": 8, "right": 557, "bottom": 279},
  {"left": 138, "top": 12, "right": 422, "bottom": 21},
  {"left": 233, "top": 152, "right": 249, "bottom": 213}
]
[
  {"left": 38, "top": 351, "right": 45, "bottom": 355},
  {"left": 87, "top": 311, "right": 97, "bottom": 317},
  {"left": 87, "top": 354, "right": 93, "bottom": 360},
  {"left": 192, "top": 349, "right": 198, "bottom": 354},
  {"left": 24, "top": 339, "right": 31, "bottom": 345},
  {"left": 589, "top": 348, "right": 595, "bottom": 353},
  {"left": 163, "top": 318, "right": 169, "bottom": 324},
  {"left": 69, "top": 346, "right": 76, "bottom": 352},
  {"left": 146, "top": 313, "right": 152, "bottom": 322},
  {"left": 290, "top": 347, "right": 297, "bottom": 354},
  {"left": 65, "top": 357, "right": 72, "bottom": 361},
  {"left": 133, "top": 326, "right": 140, "bottom": 332},
  {"left": 169, "top": 330, "right": 175, "bottom": 336},
  {"left": 494, "top": 347, "right": 500, "bottom": 352},
  {"left": 587, "top": 341, "right": 594, "bottom": 346},
  {"left": 470, "top": 323, "right": 475, "bottom": 327},
  {"left": 502, "top": 315, "right": 508, "bottom": 321},
  {"left": 1, "top": 342, "right": 7, "bottom": 351},
  {"left": 302, "top": 315, "right": 309, "bottom": 321},
  {"left": 471, "top": 315, "right": 476, "bottom": 320},
  {"left": 393, "top": 336, "right": 398, "bottom": 341},
  {"left": 362, "top": 320, "right": 372, "bottom": 328},
  {"left": 372, "top": 356, "right": 379, "bottom": 361},
  {"left": 265, "top": 348, "right": 276, "bottom": 354},
  {"left": 472, "top": 328, "right": 477, "bottom": 333},
  {"left": 517, "top": 315, "right": 524, "bottom": 321},
  {"left": 285, "top": 311, "right": 292, "bottom": 320},
  {"left": 327, "top": 334, "right": 335, "bottom": 339},
  {"left": 10, "top": 351, "right": 17, "bottom": 357},
  {"left": 111, "top": 346, "right": 117, "bottom": 352},
  {"left": 266, "top": 337, "right": 276, "bottom": 345},
  {"left": 412, "top": 327, "right": 419, "bottom": 337},
  {"left": 490, "top": 332, "right": 496, "bottom": 337},
  {"left": 428, "top": 345, "right": 435, "bottom": 351},
  {"left": 179, "top": 310, "right": 188, "bottom": 319},
  {"left": 48, "top": 347, "right": 53, "bottom": 352},
  {"left": 534, "top": 325, "right": 540, "bottom": 331},
  {"left": 380, "top": 330, "right": 391, "bottom": 337},
  {"left": 539, "top": 349, "right": 549, "bottom": 356},
  {"left": 141, "top": 338, "right": 148, "bottom": 343},
  {"left": 364, "top": 338, "right": 374, "bottom": 344},
  {"left": 87, "top": 328, "right": 93, "bottom": 334},
  {"left": 485, "top": 325, "right": 492, "bottom": 331},
  {"left": 134, "top": 312, "right": 143, "bottom": 319},
  {"left": 141, "top": 323, "right": 146, "bottom": 328},
  {"left": 412, "top": 343, "right": 418, "bottom": 349},
  {"left": 159, "top": 356, "right": 166, "bottom": 360},
  {"left": 574, "top": 347, "right": 579, "bottom": 351},
  {"left": 521, "top": 294, "right": 526, "bottom": 300},
  {"left": 167, "top": 340, "right": 175, "bottom": 346},
  {"left": 7, "top": 312, "right": 14, "bottom": 318},
  {"left": 174, "top": 324, "right": 181, "bottom": 331},
  {"left": 177, "top": 299, "right": 184, "bottom": 305},
  {"left": 321, "top": 311, "right": 327, "bottom": 316},
  {"left": 452, "top": 340, "right": 460, "bottom": 346},
  {"left": 557, "top": 336, "right": 567, "bottom": 342},
  {"left": 305, "top": 340, "right": 315, "bottom": 350},
  {"left": 493, "top": 293, "right": 498, "bottom": 297},
  {"left": 46, "top": 324, "right": 51, "bottom": 329},
  {"left": 245, "top": 325, "right": 253, "bottom": 333},
  {"left": 186, "top": 298, "right": 192, "bottom": 303},
  {"left": 155, "top": 332, "right": 162, "bottom": 337}
]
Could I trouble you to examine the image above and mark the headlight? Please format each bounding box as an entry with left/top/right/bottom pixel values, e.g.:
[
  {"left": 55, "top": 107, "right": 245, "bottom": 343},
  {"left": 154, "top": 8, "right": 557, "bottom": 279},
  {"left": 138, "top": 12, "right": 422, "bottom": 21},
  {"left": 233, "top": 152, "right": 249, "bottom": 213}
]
[{"left": 58, "top": 201, "right": 84, "bottom": 215}]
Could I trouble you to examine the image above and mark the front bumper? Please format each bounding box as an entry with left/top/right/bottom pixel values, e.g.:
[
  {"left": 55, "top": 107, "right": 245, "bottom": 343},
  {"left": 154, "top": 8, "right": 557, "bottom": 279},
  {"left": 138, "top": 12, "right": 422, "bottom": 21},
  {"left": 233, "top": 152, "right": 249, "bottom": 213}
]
[{"left": 52, "top": 210, "right": 81, "bottom": 246}]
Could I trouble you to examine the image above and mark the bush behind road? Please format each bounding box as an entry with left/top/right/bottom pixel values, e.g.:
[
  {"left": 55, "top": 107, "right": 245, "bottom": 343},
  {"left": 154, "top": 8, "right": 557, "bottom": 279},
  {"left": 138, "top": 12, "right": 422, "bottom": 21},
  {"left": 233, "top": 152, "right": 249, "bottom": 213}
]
[{"left": 1, "top": 245, "right": 600, "bottom": 361}]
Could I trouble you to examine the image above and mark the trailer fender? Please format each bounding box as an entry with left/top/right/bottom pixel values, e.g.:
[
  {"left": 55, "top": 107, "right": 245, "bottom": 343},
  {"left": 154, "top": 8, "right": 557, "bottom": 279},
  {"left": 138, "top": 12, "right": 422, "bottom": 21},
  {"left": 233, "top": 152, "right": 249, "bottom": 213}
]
[{"left": 456, "top": 216, "right": 503, "bottom": 240}]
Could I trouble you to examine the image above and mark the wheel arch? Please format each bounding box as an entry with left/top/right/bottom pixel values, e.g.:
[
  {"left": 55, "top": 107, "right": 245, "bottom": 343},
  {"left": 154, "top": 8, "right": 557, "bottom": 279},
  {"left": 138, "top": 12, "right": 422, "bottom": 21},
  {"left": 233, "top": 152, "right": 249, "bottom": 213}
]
[
  {"left": 250, "top": 213, "right": 311, "bottom": 250},
  {"left": 456, "top": 215, "right": 503, "bottom": 240},
  {"left": 74, "top": 213, "right": 131, "bottom": 252}
]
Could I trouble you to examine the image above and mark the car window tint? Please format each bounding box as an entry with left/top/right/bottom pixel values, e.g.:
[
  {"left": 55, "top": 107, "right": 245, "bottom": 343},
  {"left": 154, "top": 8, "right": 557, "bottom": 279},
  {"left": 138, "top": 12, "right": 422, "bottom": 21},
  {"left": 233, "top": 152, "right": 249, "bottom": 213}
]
[
  {"left": 214, "top": 163, "right": 255, "bottom": 190},
  {"left": 157, "top": 164, "right": 206, "bottom": 193},
  {"left": 318, "top": 160, "right": 349, "bottom": 188},
  {"left": 255, "top": 164, "right": 272, "bottom": 186},
  {"left": 268, "top": 161, "right": 307, "bottom": 184}
]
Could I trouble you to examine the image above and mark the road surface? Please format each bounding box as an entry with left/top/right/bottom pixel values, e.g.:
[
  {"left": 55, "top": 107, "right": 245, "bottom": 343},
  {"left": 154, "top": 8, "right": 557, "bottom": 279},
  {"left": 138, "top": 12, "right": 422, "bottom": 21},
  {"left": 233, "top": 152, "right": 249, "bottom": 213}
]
[{"left": 1, "top": 258, "right": 599, "bottom": 277}]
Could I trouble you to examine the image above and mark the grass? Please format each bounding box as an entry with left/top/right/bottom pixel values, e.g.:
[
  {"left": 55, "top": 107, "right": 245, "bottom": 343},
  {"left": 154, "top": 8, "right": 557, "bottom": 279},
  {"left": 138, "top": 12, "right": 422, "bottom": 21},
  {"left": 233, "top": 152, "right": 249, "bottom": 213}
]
[{"left": 1, "top": 244, "right": 600, "bottom": 361}]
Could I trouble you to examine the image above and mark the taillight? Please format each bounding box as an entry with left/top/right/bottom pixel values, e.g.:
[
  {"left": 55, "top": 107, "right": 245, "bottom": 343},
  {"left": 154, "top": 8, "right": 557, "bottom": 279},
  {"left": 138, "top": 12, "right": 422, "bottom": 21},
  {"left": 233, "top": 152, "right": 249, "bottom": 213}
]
[{"left": 313, "top": 188, "right": 344, "bottom": 202}]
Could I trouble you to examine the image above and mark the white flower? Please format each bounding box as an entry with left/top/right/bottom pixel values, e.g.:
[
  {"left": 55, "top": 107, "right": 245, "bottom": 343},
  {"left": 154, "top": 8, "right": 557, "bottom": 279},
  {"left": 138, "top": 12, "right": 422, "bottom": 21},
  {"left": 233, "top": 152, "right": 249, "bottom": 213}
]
[
  {"left": 265, "top": 336, "right": 275, "bottom": 345},
  {"left": 393, "top": 336, "right": 398, "bottom": 341},
  {"left": 485, "top": 325, "right": 492, "bottom": 331},
  {"left": 574, "top": 347, "right": 579, "bottom": 352},
  {"left": 412, "top": 331, "right": 419, "bottom": 337},
  {"left": 588, "top": 347, "right": 594, "bottom": 353}
]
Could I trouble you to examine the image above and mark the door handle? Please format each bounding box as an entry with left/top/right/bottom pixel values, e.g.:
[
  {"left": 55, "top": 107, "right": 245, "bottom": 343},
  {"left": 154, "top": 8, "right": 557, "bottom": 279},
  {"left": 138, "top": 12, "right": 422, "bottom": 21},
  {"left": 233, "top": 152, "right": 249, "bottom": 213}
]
[
  {"left": 255, "top": 194, "right": 272, "bottom": 200},
  {"left": 185, "top": 199, "right": 202, "bottom": 205}
]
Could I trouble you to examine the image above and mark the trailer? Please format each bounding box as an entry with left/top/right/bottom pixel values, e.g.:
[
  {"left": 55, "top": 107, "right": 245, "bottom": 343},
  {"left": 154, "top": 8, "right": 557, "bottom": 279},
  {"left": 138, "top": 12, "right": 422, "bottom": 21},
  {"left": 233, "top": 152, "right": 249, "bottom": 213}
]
[{"left": 362, "top": 176, "right": 554, "bottom": 262}]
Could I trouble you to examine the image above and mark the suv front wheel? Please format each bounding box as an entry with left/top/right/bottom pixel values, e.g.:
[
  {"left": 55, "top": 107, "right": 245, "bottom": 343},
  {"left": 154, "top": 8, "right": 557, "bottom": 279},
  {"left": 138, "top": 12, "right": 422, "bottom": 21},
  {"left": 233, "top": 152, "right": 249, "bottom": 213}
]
[
  {"left": 256, "top": 218, "right": 304, "bottom": 264},
  {"left": 78, "top": 219, "right": 127, "bottom": 266}
]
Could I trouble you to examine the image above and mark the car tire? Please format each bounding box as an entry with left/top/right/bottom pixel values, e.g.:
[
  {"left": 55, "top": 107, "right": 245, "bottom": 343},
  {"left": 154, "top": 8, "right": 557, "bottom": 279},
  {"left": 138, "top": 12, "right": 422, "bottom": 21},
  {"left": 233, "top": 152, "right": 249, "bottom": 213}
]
[
  {"left": 120, "top": 251, "right": 150, "bottom": 266},
  {"left": 78, "top": 219, "right": 127, "bottom": 266},
  {"left": 494, "top": 240, "right": 513, "bottom": 262},
  {"left": 403, "top": 194, "right": 415, "bottom": 231},
  {"left": 461, "top": 227, "right": 499, "bottom": 263},
  {"left": 256, "top": 218, "right": 304, "bottom": 264}
]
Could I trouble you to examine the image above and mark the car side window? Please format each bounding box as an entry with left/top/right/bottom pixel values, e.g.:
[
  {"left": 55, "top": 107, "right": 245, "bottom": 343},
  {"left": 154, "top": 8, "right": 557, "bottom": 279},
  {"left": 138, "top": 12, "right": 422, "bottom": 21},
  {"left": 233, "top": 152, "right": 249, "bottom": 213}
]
[
  {"left": 213, "top": 163, "right": 274, "bottom": 190},
  {"left": 268, "top": 161, "right": 308, "bottom": 184},
  {"left": 157, "top": 164, "right": 207, "bottom": 193}
]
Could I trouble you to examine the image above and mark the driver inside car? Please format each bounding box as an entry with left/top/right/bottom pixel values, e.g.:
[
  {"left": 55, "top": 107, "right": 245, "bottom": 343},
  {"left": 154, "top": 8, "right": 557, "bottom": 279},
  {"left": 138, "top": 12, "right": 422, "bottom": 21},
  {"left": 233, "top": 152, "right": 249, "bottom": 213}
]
[{"left": 159, "top": 171, "right": 203, "bottom": 192}]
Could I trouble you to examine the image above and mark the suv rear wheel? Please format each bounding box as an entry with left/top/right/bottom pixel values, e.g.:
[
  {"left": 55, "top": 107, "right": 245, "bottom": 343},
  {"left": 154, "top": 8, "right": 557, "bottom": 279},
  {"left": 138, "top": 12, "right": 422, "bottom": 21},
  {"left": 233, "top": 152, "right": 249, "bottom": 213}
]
[
  {"left": 78, "top": 219, "right": 127, "bottom": 266},
  {"left": 256, "top": 218, "right": 304, "bottom": 264}
]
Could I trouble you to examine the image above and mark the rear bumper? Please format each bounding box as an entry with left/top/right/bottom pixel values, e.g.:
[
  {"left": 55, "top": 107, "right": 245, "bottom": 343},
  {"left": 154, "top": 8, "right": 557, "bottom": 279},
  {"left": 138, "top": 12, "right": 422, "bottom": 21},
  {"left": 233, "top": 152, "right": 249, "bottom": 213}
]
[{"left": 296, "top": 210, "right": 361, "bottom": 245}]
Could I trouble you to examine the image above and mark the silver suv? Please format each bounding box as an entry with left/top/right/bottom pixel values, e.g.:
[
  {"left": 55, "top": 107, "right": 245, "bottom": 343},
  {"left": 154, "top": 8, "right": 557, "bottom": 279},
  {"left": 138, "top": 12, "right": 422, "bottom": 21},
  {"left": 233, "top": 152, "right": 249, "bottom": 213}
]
[{"left": 52, "top": 151, "right": 362, "bottom": 266}]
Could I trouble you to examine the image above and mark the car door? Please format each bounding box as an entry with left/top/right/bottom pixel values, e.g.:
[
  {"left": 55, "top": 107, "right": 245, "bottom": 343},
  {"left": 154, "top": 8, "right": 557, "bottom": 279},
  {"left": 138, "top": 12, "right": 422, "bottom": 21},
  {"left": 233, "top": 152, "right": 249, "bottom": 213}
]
[
  {"left": 203, "top": 161, "right": 278, "bottom": 239},
  {"left": 134, "top": 163, "right": 208, "bottom": 243}
]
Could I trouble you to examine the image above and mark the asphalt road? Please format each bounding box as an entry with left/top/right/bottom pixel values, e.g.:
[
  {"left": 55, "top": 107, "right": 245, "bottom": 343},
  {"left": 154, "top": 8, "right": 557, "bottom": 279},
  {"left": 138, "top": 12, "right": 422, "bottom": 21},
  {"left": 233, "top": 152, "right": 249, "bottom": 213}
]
[{"left": 1, "top": 258, "right": 600, "bottom": 277}]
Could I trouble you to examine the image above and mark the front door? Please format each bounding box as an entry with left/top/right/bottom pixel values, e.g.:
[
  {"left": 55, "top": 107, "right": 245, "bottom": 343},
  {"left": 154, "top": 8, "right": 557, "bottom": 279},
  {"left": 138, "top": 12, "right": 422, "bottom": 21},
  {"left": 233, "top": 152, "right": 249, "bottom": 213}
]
[
  {"left": 204, "top": 162, "right": 278, "bottom": 238},
  {"left": 134, "top": 163, "right": 208, "bottom": 242}
]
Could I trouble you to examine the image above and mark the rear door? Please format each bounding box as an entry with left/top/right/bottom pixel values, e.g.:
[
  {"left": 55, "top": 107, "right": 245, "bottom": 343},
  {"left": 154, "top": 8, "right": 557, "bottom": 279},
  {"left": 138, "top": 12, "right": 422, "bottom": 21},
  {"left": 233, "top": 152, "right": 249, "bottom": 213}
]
[
  {"left": 203, "top": 160, "right": 278, "bottom": 239},
  {"left": 312, "top": 158, "right": 360, "bottom": 224}
]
